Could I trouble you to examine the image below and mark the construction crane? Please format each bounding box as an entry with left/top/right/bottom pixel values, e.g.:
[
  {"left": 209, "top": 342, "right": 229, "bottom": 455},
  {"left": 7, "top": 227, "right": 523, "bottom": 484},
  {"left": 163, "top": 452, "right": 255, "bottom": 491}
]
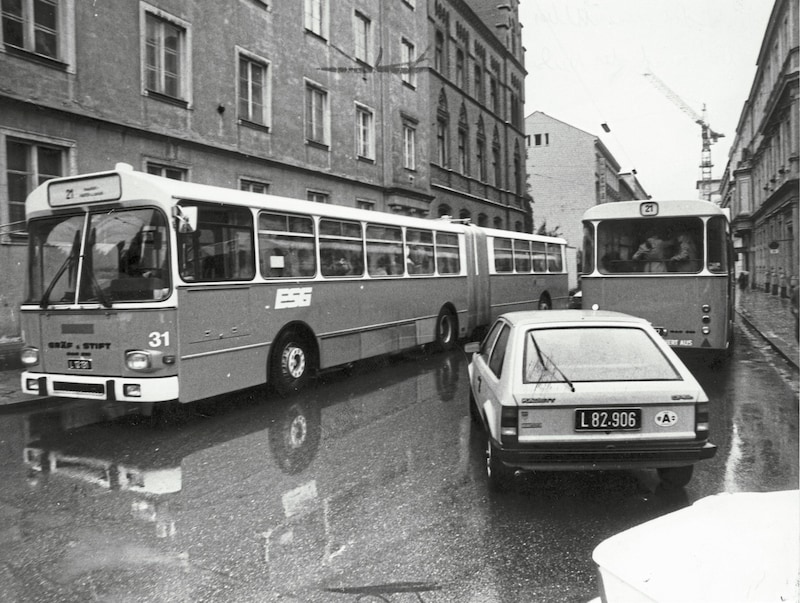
[{"left": 643, "top": 72, "right": 724, "bottom": 202}]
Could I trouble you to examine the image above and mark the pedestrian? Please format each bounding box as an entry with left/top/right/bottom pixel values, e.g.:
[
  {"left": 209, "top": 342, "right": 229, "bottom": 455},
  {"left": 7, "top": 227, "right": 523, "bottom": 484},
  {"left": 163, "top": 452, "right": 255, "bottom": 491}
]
[
  {"left": 779, "top": 268, "right": 787, "bottom": 298},
  {"left": 791, "top": 287, "right": 798, "bottom": 341},
  {"left": 765, "top": 268, "right": 772, "bottom": 293},
  {"left": 738, "top": 271, "right": 749, "bottom": 291}
]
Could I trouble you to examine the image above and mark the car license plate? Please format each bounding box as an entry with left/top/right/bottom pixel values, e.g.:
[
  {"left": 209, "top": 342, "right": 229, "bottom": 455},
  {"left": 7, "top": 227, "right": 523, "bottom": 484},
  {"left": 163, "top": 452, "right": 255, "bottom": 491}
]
[
  {"left": 575, "top": 408, "right": 641, "bottom": 431},
  {"left": 68, "top": 358, "right": 92, "bottom": 370}
]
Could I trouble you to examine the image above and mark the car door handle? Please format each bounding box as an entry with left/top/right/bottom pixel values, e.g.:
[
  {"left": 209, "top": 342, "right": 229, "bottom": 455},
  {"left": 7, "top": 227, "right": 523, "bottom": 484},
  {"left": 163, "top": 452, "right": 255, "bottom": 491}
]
[{"left": 477, "top": 376, "right": 482, "bottom": 391}]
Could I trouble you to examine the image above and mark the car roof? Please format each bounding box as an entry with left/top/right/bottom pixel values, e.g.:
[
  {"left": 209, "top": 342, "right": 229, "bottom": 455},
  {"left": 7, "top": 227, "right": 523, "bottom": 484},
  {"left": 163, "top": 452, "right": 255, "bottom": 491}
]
[{"left": 498, "top": 309, "right": 652, "bottom": 328}]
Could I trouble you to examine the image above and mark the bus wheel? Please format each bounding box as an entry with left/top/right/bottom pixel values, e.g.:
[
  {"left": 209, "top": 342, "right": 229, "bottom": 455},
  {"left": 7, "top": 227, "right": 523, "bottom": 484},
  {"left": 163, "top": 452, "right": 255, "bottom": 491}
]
[
  {"left": 435, "top": 307, "right": 458, "bottom": 351},
  {"left": 538, "top": 294, "right": 552, "bottom": 310},
  {"left": 271, "top": 331, "right": 314, "bottom": 396}
]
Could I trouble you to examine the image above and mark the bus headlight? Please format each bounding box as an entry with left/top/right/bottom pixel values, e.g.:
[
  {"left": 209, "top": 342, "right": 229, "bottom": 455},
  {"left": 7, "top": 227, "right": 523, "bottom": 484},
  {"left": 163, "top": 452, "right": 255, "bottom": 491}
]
[
  {"left": 20, "top": 347, "right": 39, "bottom": 366},
  {"left": 126, "top": 350, "right": 152, "bottom": 371}
]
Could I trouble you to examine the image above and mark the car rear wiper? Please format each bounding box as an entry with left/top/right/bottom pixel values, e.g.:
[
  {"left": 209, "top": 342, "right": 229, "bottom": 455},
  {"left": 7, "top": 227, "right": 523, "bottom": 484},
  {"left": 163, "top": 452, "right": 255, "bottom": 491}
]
[{"left": 529, "top": 333, "right": 575, "bottom": 392}]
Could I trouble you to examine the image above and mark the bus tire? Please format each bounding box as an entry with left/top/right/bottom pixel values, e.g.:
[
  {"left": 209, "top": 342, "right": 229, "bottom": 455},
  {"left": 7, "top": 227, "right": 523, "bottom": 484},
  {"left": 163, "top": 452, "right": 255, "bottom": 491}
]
[
  {"left": 538, "top": 294, "right": 552, "bottom": 310},
  {"left": 435, "top": 307, "right": 458, "bottom": 351},
  {"left": 270, "top": 330, "right": 315, "bottom": 397}
]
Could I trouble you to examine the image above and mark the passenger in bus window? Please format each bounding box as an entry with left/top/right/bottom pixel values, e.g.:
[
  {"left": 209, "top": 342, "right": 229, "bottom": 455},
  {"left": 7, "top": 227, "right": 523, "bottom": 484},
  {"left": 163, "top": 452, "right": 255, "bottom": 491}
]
[
  {"left": 632, "top": 231, "right": 669, "bottom": 272},
  {"left": 668, "top": 232, "right": 700, "bottom": 272}
]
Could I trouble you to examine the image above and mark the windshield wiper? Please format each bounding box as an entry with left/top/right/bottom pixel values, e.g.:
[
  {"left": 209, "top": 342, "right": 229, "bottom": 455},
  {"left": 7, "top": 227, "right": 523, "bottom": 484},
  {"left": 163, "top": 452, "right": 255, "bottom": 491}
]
[
  {"left": 40, "top": 230, "right": 81, "bottom": 308},
  {"left": 529, "top": 333, "right": 575, "bottom": 392}
]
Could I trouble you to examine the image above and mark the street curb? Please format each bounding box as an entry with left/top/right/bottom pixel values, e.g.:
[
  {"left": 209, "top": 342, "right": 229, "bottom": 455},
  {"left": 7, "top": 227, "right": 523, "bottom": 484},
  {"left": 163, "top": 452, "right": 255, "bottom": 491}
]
[{"left": 736, "top": 309, "right": 798, "bottom": 371}]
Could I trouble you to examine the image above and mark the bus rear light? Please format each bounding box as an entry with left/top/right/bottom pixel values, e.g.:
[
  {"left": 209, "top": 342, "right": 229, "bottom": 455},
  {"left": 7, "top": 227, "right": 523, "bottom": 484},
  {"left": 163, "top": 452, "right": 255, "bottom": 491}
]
[
  {"left": 702, "top": 326, "right": 711, "bottom": 335},
  {"left": 20, "top": 347, "right": 39, "bottom": 366},
  {"left": 702, "top": 304, "right": 711, "bottom": 313},
  {"left": 124, "top": 384, "right": 142, "bottom": 397},
  {"left": 702, "top": 315, "right": 711, "bottom": 324},
  {"left": 126, "top": 351, "right": 152, "bottom": 371}
]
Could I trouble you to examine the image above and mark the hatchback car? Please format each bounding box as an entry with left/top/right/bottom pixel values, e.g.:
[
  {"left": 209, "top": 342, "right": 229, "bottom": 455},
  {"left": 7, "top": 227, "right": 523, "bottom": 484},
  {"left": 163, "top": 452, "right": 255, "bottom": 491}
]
[{"left": 466, "top": 310, "right": 716, "bottom": 490}]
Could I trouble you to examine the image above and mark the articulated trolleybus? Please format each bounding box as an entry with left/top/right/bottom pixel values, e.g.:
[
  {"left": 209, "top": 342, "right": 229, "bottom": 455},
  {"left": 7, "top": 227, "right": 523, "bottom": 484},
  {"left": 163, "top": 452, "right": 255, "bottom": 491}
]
[
  {"left": 20, "top": 164, "right": 567, "bottom": 405},
  {"left": 581, "top": 199, "right": 734, "bottom": 353}
]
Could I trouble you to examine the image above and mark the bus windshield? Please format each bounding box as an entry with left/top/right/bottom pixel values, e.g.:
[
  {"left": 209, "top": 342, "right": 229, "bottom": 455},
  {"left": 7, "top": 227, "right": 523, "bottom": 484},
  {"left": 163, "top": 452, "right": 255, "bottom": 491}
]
[
  {"left": 593, "top": 217, "right": 718, "bottom": 275},
  {"left": 27, "top": 208, "right": 170, "bottom": 305}
]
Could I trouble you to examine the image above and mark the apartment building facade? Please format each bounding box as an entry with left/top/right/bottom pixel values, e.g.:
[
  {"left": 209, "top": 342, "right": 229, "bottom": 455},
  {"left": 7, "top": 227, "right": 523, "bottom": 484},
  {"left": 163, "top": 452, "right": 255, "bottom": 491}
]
[
  {"left": 720, "top": 0, "right": 798, "bottom": 294},
  {"left": 0, "top": 0, "right": 528, "bottom": 339},
  {"left": 525, "top": 111, "right": 649, "bottom": 288}
]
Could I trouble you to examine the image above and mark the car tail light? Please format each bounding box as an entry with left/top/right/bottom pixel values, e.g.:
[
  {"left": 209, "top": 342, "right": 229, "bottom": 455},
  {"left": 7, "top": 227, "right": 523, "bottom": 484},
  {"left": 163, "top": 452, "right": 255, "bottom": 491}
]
[
  {"left": 500, "top": 407, "right": 518, "bottom": 444},
  {"left": 695, "top": 400, "right": 710, "bottom": 440}
]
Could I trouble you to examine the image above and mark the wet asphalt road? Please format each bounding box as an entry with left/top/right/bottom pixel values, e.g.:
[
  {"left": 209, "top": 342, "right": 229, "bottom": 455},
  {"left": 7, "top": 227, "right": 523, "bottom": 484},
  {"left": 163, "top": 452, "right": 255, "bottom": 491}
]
[{"left": 0, "top": 322, "right": 797, "bottom": 602}]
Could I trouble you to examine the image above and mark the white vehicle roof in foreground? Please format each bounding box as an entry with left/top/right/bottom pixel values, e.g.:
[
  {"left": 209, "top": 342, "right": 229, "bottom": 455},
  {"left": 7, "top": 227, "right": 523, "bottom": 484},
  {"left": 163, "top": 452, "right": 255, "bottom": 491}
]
[
  {"left": 591, "top": 489, "right": 800, "bottom": 603},
  {"left": 500, "top": 309, "right": 652, "bottom": 329}
]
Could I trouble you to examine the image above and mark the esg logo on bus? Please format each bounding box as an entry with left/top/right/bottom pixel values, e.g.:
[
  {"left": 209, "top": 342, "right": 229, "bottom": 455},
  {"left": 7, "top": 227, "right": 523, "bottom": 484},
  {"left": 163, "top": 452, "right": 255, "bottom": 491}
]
[{"left": 275, "top": 287, "right": 313, "bottom": 309}]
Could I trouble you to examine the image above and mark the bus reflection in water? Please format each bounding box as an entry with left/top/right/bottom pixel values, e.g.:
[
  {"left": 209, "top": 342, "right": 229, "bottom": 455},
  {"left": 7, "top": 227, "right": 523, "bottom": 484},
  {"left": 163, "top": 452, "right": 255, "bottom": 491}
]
[{"left": 19, "top": 164, "right": 569, "bottom": 405}]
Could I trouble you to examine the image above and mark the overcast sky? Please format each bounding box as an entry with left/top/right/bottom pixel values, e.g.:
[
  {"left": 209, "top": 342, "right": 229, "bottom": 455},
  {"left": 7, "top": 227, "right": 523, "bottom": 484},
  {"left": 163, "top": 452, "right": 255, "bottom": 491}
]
[{"left": 518, "top": 0, "right": 774, "bottom": 200}]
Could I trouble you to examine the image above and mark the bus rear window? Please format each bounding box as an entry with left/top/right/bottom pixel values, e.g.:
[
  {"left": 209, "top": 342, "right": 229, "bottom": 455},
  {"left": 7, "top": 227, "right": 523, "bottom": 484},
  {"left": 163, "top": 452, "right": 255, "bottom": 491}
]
[{"left": 596, "top": 218, "right": 703, "bottom": 274}]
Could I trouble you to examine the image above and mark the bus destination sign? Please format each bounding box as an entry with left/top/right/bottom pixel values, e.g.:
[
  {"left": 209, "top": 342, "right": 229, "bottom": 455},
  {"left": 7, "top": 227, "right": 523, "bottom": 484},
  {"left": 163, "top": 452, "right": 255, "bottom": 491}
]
[{"left": 49, "top": 174, "right": 122, "bottom": 207}]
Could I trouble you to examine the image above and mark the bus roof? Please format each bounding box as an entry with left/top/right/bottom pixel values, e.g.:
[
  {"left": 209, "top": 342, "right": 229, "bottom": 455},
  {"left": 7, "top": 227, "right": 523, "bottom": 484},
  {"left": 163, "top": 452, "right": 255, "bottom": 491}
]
[
  {"left": 582, "top": 200, "right": 728, "bottom": 221},
  {"left": 25, "top": 164, "right": 470, "bottom": 233}
]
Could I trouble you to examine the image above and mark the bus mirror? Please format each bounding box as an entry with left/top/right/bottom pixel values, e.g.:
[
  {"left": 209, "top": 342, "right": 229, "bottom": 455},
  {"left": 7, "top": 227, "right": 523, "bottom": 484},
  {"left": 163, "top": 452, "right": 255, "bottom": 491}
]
[{"left": 173, "top": 206, "right": 198, "bottom": 234}]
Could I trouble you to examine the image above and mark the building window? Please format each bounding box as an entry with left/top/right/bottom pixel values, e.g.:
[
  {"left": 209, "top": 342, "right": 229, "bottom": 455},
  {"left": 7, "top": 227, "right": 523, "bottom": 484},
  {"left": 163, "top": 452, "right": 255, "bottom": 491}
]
[
  {"left": 403, "top": 124, "right": 416, "bottom": 170},
  {"left": 455, "top": 49, "right": 465, "bottom": 89},
  {"left": 238, "top": 54, "right": 270, "bottom": 127},
  {"left": 356, "top": 199, "right": 374, "bottom": 211},
  {"left": 474, "top": 65, "right": 483, "bottom": 102},
  {"left": 492, "top": 132, "right": 501, "bottom": 187},
  {"left": 304, "top": 0, "right": 327, "bottom": 39},
  {"left": 493, "top": 217, "right": 503, "bottom": 229},
  {"left": 489, "top": 76, "right": 499, "bottom": 115},
  {"left": 354, "top": 11, "right": 371, "bottom": 64},
  {"left": 534, "top": 133, "right": 550, "bottom": 146},
  {"left": 4, "top": 138, "right": 65, "bottom": 235},
  {"left": 355, "top": 104, "right": 374, "bottom": 160},
  {"left": 2, "top": 0, "right": 58, "bottom": 58},
  {"left": 401, "top": 38, "right": 416, "bottom": 87},
  {"left": 436, "top": 119, "right": 448, "bottom": 167},
  {"left": 307, "top": 191, "right": 329, "bottom": 204},
  {"left": 240, "top": 178, "right": 269, "bottom": 194},
  {"left": 457, "top": 105, "right": 469, "bottom": 176},
  {"left": 305, "top": 83, "right": 328, "bottom": 145},
  {"left": 142, "top": 7, "right": 190, "bottom": 102},
  {"left": 146, "top": 163, "right": 186, "bottom": 180},
  {"left": 434, "top": 30, "right": 444, "bottom": 73}
]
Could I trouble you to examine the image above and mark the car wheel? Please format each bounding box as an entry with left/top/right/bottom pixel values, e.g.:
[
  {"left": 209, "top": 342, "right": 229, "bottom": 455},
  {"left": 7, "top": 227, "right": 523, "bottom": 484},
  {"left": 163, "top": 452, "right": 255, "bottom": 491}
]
[
  {"left": 657, "top": 465, "right": 694, "bottom": 489},
  {"left": 271, "top": 330, "right": 314, "bottom": 396},
  {"left": 435, "top": 307, "right": 458, "bottom": 351},
  {"left": 486, "top": 438, "right": 513, "bottom": 492}
]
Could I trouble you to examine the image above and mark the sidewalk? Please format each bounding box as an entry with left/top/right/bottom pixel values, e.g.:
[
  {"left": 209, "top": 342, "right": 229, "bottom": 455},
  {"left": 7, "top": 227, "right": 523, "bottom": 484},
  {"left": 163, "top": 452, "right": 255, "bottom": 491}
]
[
  {"left": 735, "top": 287, "right": 799, "bottom": 370},
  {"left": 0, "top": 292, "right": 797, "bottom": 407}
]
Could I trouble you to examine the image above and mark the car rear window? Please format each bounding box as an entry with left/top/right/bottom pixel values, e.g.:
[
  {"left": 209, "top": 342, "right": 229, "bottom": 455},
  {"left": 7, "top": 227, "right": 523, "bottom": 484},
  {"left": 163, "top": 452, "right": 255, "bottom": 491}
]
[{"left": 523, "top": 326, "right": 681, "bottom": 383}]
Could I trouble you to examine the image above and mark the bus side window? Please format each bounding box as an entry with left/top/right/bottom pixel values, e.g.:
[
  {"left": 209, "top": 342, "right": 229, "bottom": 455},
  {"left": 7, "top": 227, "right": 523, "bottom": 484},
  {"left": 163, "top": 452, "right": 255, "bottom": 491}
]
[
  {"left": 546, "top": 243, "right": 563, "bottom": 272},
  {"left": 366, "top": 224, "right": 403, "bottom": 277},
  {"left": 435, "top": 232, "right": 461, "bottom": 275},
  {"left": 258, "top": 212, "right": 316, "bottom": 279},
  {"left": 320, "top": 219, "right": 364, "bottom": 278},
  {"left": 532, "top": 242, "right": 546, "bottom": 273},
  {"left": 493, "top": 238, "right": 513, "bottom": 273}
]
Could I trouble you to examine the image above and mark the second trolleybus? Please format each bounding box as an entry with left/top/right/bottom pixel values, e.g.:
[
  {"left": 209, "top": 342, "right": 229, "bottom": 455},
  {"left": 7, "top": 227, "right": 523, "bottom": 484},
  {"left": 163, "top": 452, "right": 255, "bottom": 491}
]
[
  {"left": 580, "top": 199, "right": 734, "bottom": 354},
  {"left": 19, "top": 164, "right": 568, "bottom": 404}
]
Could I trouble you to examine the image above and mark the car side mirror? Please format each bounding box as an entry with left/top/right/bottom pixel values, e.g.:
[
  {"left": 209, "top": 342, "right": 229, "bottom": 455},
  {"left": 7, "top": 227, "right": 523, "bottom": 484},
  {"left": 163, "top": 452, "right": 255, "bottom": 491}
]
[{"left": 464, "top": 342, "right": 480, "bottom": 354}]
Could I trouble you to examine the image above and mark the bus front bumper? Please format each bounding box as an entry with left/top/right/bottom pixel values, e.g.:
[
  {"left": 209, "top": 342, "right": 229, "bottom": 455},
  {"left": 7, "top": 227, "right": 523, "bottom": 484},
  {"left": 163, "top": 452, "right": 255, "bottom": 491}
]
[{"left": 21, "top": 372, "right": 179, "bottom": 403}]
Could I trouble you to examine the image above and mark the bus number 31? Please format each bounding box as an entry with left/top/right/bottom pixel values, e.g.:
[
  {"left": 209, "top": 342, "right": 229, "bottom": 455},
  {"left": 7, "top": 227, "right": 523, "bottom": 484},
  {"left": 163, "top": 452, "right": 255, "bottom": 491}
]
[{"left": 149, "top": 331, "right": 170, "bottom": 347}]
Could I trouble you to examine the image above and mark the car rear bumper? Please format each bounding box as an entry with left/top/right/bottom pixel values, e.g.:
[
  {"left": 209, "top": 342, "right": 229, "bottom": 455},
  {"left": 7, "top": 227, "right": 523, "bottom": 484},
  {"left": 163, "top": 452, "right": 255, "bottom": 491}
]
[{"left": 494, "top": 440, "right": 717, "bottom": 471}]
